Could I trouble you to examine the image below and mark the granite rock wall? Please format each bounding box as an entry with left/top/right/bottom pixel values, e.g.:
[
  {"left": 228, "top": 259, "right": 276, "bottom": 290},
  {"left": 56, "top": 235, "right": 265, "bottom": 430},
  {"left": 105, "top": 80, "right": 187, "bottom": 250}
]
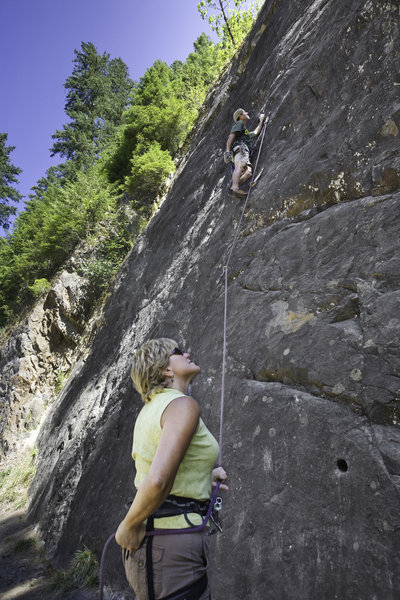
[{"left": 29, "top": 1, "right": 400, "bottom": 598}]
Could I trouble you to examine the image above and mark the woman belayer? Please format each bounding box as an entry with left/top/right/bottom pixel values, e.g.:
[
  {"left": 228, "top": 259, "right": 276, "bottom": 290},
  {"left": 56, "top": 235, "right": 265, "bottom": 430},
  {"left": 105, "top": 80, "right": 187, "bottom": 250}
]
[{"left": 115, "top": 337, "right": 228, "bottom": 600}]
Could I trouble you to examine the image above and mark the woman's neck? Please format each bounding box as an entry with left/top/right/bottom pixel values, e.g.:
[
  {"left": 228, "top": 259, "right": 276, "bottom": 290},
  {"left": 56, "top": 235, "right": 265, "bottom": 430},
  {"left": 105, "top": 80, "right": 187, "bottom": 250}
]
[{"left": 166, "top": 377, "right": 190, "bottom": 396}]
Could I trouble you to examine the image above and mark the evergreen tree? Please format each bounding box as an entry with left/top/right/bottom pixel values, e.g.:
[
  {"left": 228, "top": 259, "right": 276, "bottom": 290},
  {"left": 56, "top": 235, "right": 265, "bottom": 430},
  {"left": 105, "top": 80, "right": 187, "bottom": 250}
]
[
  {"left": 125, "top": 141, "right": 175, "bottom": 213},
  {"left": 106, "top": 36, "right": 220, "bottom": 187},
  {"left": 0, "top": 165, "right": 131, "bottom": 326},
  {"left": 51, "top": 42, "right": 132, "bottom": 171},
  {"left": 0, "top": 133, "right": 22, "bottom": 230},
  {"left": 183, "top": 33, "right": 223, "bottom": 88},
  {"left": 29, "top": 165, "right": 66, "bottom": 201},
  {"left": 132, "top": 59, "right": 174, "bottom": 107}
]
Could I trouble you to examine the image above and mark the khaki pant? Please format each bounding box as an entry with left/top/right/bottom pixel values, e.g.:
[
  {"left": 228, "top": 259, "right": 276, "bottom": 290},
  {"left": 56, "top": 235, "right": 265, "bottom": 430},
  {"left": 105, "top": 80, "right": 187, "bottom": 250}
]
[
  {"left": 233, "top": 142, "right": 251, "bottom": 166},
  {"left": 122, "top": 531, "right": 210, "bottom": 600}
]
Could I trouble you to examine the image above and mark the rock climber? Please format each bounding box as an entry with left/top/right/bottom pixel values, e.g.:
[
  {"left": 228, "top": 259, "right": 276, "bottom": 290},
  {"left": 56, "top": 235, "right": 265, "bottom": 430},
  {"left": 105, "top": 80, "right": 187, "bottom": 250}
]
[
  {"left": 225, "top": 108, "right": 265, "bottom": 197},
  {"left": 115, "top": 338, "right": 228, "bottom": 600}
]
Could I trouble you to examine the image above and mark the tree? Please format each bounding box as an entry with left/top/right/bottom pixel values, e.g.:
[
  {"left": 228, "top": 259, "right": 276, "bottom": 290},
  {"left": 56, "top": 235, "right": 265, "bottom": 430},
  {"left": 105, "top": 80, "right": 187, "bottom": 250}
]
[
  {"left": 106, "top": 36, "right": 221, "bottom": 186},
  {"left": 132, "top": 59, "right": 174, "bottom": 107},
  {"left": 29, "top": 165, "right": 66, "bottom": 201},
  {"left": 0, "top": 165, "right": 131, "bottom": 326},
  {"left": 0, "top": 133, "right": 22, "bottom": 230},
  {"left": 197, "top": 0, "right": 261, "bottom": 63},
  {"left": 125, "top": 142, "right": 175, "bottom": 212},
  {"left": 198, "top": 0, "right": 238, "bottom": 45},
  {"left": 51, "top": 42, "right": 132, "bottom": 172},
  {"left": 182, "top": 33, "right": 223, "bottom": 89}
]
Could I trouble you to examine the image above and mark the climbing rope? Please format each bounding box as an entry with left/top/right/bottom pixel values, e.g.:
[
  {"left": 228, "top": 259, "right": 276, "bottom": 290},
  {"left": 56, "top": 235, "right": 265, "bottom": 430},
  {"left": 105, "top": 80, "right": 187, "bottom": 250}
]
[
  {"left": 225, "top": 120, "right": 267, "bottom": 269},
  {"left": 98, "top": 117, "right": 268, "bottom": 600},
  {"left": 98, "top": 533, "right": 115, "bottom": 600},
  {"left": 218, "top": 265, "right": 229, "bottom": 468},
  {"left": 218, "top": 119, "right": 268, "bottom": 466}
]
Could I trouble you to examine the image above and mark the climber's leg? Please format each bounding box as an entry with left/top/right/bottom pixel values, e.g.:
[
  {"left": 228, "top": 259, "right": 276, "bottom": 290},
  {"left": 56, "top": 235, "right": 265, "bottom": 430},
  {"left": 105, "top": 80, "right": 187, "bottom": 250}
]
[
  {"left": 230, "top": 148, "right": 248, "bottom": 195},
  {"left": 239, "top": 164, "right": 252, "bottom": 184}
]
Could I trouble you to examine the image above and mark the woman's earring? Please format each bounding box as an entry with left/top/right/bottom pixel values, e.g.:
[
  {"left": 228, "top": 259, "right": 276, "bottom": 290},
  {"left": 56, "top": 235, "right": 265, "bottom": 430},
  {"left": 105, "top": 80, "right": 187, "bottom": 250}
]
[{"left": 170, "top": 376, "right": 174, "bottom": 384}]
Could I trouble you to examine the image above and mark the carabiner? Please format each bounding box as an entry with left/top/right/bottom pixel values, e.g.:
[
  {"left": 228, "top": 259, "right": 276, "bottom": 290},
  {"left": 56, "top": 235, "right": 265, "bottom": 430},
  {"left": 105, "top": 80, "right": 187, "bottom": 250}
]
[{"left": 214, "top": 496, "right": 223, "bottom": 512}]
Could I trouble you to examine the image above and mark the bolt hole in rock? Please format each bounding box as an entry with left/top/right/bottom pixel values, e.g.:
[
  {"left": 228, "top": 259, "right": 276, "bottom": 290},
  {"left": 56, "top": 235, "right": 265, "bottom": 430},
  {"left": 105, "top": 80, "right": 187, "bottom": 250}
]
[{"left": 336, "top": 458, "right": 348, "bottom": 473}]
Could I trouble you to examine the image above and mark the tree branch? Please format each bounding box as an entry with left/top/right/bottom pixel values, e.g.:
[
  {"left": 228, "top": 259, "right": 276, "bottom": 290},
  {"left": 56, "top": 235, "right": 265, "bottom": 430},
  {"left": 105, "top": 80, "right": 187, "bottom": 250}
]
[{"left": 219, "top": 0, "right": 236, "bottom": 46}]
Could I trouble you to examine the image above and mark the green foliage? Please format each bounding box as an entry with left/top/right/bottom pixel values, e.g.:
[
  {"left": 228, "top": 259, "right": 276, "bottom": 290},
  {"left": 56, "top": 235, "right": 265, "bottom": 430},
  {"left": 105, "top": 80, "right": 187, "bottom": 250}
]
[
  {"left": 107, "top": 101, "right": 183, "bottom": 183},
  {"left": 0, "top": 447, "right": 38, "bottom": 511},
  {"left": 0, "top": 14, "right": 259, "bottom": 329},
  {"left": 77, "top": 198, "right": 134, "bottom": 294},
  {"left": 0, "top": 132, "right": 22, "bottom": 230},
  {"left": 133, "top": 59, "right": 174, "bottom": 107},
  {"left": 28, "top": 278, "right": 52, "bottom": 298},
  {"left": 55, "top": 369, "right": 69, "bottom": 395},
  {"left": 50, "top": 545, "right": 99, "bottom": 592},
  {"left": 125, "top": 142, "right": 175, "bottom": 212},
  {"left": 70, "top": 547, "right": 99, "bottom": 587},
  {"left": 179, "top": 33, "right": 224, "bottom": 93},
  {"left": 79, "top": 256, "right": 118, "bottom": 295},
  {"left": 106, "top": 60, "right": 183, "bottom": 184},
  {"left": 105, "top": 34, "right": 223, "bottom": 203},
  {"left": 28, "top": 164, "right": 71, "bottom": 201},
  {"left": 198, "top": 0, "right": 261, "bottom": 63},
  {"left": 0, "top": 167, "right": 132, "bottom": 326},
  {"left": 13, "top": 537, "right": 37, "bottom": 553},
  {"left": 9, "top": 169, "right": 109, "bottom": 274},
  {"left": 51, "top": 41, "right": 132, "bottom": 172}
]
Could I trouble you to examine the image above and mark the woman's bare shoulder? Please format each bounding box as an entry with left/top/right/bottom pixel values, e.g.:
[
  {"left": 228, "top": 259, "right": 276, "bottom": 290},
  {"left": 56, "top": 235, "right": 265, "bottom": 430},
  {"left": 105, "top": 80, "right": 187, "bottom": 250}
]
[{"left": 161, "top": 395, "right": 200, "bottom": 427}]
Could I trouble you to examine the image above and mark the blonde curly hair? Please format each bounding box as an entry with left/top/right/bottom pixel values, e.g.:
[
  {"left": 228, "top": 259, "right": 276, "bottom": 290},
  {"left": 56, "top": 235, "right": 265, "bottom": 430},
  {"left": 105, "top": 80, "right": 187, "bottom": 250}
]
[{"left": 131, "top": 337, "right": 177, "bottom": 403}]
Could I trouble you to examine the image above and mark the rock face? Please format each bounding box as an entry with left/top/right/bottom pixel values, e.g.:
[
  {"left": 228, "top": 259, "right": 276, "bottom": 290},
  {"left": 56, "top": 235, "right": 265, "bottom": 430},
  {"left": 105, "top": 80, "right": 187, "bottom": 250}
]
[
  {"left": 28, "top": 1, "right": 400, "bottom": 598},
  {"left": 0, "top": 270, "right": 92, "bottom": 453}
]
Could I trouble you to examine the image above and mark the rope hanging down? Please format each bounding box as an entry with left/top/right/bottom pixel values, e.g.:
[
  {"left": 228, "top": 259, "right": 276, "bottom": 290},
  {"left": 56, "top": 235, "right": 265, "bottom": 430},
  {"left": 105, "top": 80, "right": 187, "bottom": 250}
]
[
  {"left": 224, "top": 120, "right": 267, "bottom": 271},
  {"left": 98, "top": 118, "right": 268, "bottom": 600},
  {"left": 218, "top": 119, "right": 268, "bottom": 467}
]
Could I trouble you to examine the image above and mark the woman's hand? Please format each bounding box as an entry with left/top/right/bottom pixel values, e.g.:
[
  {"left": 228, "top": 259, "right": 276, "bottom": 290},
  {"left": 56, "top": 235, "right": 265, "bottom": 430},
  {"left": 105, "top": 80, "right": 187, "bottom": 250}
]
[
  {"left": 115, "top": 519, "right": 146, "bottom": 551},
  {"left": 212, "top": 466, "right": 229, "bottom": 491}
]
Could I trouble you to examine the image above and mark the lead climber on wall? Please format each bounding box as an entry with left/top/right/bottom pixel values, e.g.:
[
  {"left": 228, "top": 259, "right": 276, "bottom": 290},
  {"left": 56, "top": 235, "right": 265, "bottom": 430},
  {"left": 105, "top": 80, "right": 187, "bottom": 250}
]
[
  {"left": 225, "top": 108, "right": 265, "bottom": 198},
  {"left": 115, "top": 338, "right": 228, "bottom": 600}
]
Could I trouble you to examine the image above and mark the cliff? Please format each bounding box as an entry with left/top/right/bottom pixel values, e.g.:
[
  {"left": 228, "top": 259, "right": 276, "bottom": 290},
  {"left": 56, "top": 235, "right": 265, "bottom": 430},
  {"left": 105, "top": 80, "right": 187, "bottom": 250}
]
[
  {"left": 0, "top": 247, "right": 111, "bottom": 456},
  {"left": 0, "top": 270, "right": 89, "bottom": 453},
  {"left": 24, "top": 0, "right": 400, "bottom": 598}
]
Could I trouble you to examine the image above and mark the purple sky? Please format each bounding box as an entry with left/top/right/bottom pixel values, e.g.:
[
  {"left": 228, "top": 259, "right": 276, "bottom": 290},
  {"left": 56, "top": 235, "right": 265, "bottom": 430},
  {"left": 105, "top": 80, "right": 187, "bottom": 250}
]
[{"left": 0, "top": 0, "right": 216, "bottom": 220}]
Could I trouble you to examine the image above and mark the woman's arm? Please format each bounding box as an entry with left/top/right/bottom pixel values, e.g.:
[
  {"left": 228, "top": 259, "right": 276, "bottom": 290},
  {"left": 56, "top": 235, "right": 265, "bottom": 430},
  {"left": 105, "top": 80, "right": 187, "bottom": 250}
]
[{"left": 116, "top": 396, "right": 200, "bottom": 550}]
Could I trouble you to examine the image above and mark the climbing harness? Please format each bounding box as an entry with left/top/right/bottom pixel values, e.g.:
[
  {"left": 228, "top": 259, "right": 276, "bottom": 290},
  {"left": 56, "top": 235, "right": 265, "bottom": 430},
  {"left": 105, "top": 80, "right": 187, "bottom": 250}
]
[
  {"left": 227, "top": 117, "right": 268, "bottom": 198},
  {"left": 98, "top": 116, "right": 268, "bottom": 600},
  {"left": 232, "top": 141, "right": 251, "bottom": 164},
  {"left": 145, "top": 493, "right": 222, "bottom": 537},
  {"left": 99, "top": 491, "right": 222, "bottom": 599},
  {"left": 144, "top": 495, "right": 221, "bottom": 600}
]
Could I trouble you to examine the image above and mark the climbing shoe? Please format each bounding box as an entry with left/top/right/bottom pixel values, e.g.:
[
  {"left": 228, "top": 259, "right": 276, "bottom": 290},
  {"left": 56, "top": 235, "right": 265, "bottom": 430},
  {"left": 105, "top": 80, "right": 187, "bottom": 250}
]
[{"left": 228, "top": 188, "right": 247, "bottom": 199}]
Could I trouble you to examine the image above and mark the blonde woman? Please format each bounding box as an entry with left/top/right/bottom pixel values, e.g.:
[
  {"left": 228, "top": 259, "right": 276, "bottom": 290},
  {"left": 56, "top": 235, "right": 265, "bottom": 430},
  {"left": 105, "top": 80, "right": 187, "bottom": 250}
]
[{"left": 116, "top": 338, "right": 228, "bottom": 600}]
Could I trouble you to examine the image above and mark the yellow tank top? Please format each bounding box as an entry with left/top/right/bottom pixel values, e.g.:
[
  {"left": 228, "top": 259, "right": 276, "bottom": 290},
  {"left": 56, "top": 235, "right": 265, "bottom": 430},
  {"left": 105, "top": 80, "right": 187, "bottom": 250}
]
[{"left": 132, "top": 388, "right": 219, "bottom": 529}]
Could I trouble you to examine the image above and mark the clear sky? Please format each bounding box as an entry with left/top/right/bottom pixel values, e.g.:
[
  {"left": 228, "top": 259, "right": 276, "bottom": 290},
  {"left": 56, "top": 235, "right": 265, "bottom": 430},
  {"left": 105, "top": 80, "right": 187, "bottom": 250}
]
[{"left": 0, "top": 0, "right": 215, "bottom": 219}]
